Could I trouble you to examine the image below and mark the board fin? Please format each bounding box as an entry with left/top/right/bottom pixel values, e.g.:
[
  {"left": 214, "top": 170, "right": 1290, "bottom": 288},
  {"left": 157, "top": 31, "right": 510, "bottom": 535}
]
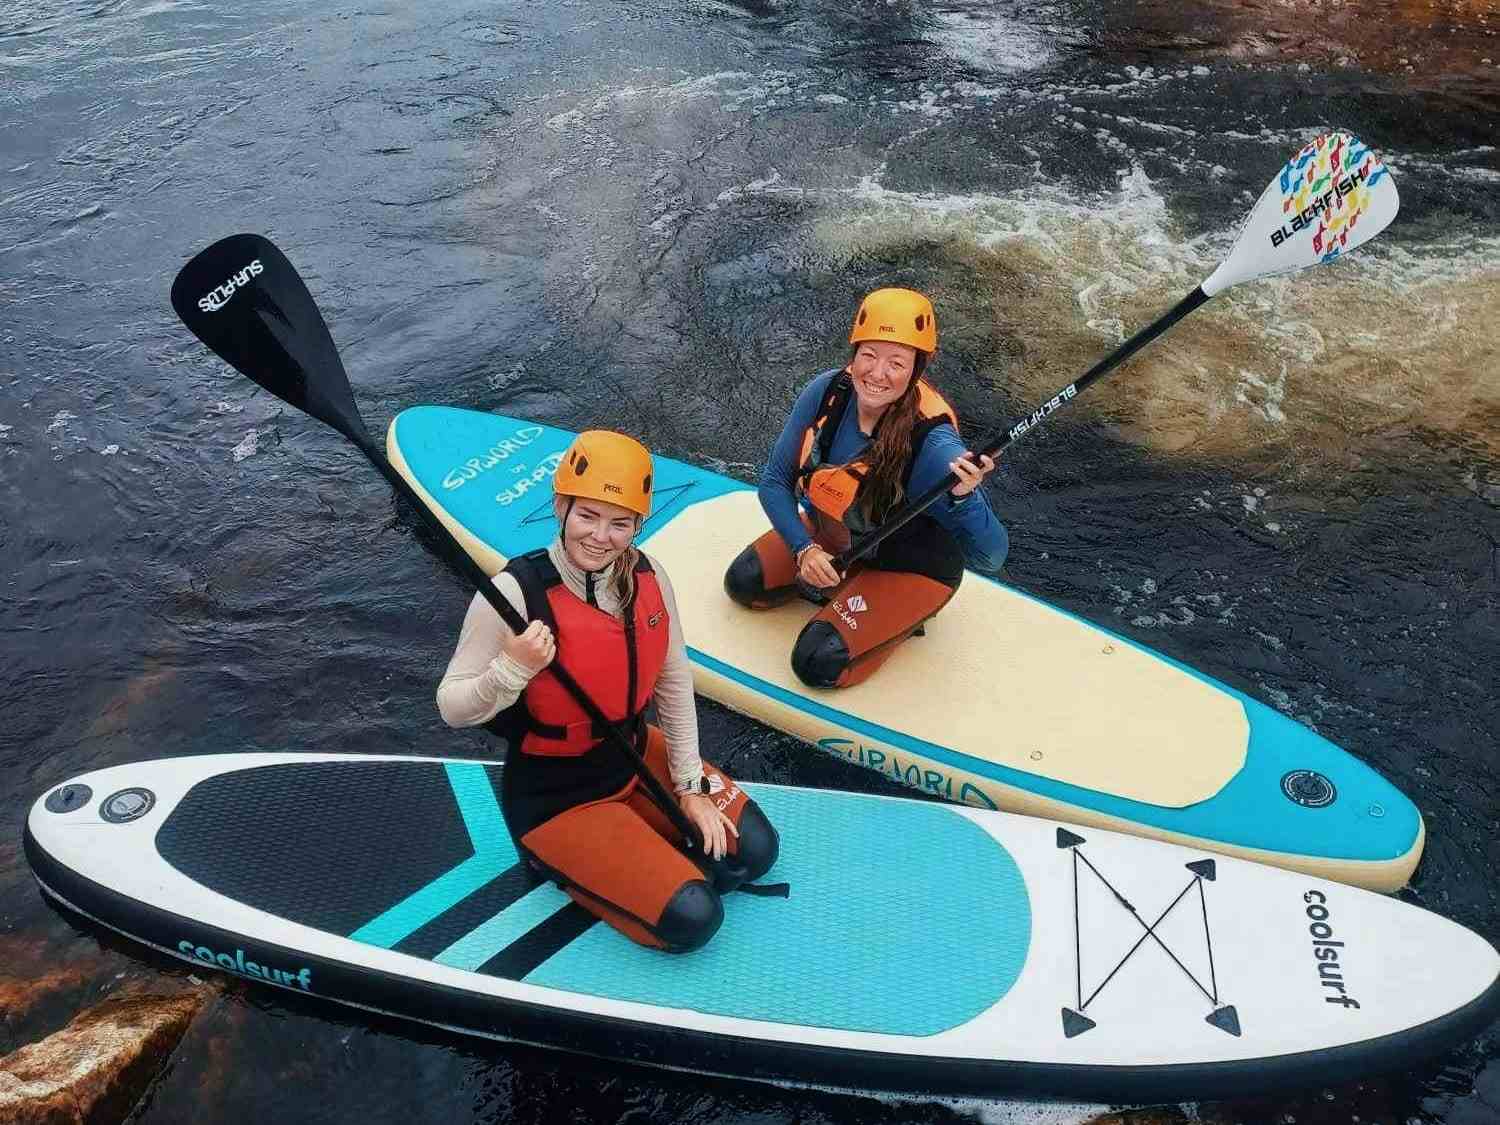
[
  {"left": 1186, "top": 859, "right": 1217, "bottom": 881},
  {"left": 1206, "top": 1004, "right": 1241, "bottom": 1036},
  {"left": 1056, "top": 827, "right": 1086, "bottom": 849},
  {"left": 1061, "top": 1007, "right": 1096, "bottom": 1038}
]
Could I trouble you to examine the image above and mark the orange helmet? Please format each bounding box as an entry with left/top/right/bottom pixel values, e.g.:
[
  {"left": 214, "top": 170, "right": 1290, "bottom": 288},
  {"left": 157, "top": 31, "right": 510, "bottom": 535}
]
[
  {"left": 849, "top": 287, "right": 937, "bottom": 354},
  {"left": 554, "top": 430, "right": 654, "bottom": 517}
]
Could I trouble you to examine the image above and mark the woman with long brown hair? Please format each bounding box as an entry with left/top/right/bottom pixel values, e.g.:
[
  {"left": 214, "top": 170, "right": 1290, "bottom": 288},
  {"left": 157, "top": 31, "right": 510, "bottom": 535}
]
[{"left": 724, "top": 288, "right": 1007, "bottom": 688}]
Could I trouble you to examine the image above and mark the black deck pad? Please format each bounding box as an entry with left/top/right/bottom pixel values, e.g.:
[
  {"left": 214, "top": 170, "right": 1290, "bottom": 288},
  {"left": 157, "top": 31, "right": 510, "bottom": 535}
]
[{"left": 157, "top": 760, "right": 499, "bottom": 936}]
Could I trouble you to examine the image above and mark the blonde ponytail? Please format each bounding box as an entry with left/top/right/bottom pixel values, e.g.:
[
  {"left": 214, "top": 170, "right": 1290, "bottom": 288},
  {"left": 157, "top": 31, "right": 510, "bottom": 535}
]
[{"left": 612, "top": 544, "right": 640, "bottom": 605}]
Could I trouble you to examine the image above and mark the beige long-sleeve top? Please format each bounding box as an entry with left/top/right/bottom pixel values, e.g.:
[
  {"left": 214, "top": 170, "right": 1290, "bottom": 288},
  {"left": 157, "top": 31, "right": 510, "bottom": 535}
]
[{"left": 436, "top": 540, "right": 706, "bottom": 794}]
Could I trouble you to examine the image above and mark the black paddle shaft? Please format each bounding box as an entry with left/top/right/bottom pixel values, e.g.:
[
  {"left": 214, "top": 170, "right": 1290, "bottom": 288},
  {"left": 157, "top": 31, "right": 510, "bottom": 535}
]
[
  {"left": 170, "top": 234, "right": 727, "bottom": 878},
  {"left": 835, "top": 285, "right": 1211, "bottom": 569}
]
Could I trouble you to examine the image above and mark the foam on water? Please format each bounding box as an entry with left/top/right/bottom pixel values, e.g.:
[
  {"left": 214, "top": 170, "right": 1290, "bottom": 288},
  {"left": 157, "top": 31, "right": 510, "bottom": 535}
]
[
  {"left": 796, "top": 1085, "right": 1118, "bottom": 1125},
  {"left": 792, "top": 163, "right": 1500, "bottom": 464},
  {"left": 925, "top": 7, "right": 1061, "bottom": 74},
  {"left": 527, "top": 50, "right": 1500, "bottom": 468},
  {"left": 912, "top": 1094, "right": 1120, "bottom": 1124},
  {"left": 231, "top": 430, "right": 260, "bottom": 463}
]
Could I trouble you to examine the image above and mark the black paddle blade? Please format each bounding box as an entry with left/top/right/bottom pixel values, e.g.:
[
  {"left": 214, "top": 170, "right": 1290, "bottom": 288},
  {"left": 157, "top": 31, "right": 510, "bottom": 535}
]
[{"left": 170, "top": 234, "right": 366, "bottom": 442}]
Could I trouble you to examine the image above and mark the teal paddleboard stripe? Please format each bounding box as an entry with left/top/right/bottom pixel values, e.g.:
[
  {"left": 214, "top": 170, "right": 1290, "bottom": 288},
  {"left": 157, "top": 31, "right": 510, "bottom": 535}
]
[
  {"left": 525, "top": 787, "right": 1031, "bottom": 1036},
  {"left": 435, "top": 882, "right": 574, "bottom": 970},
  {"left": 349, "top": 763, "right": 518, "bottom": 948},
  {"left": 445, "top": 761, "right": 512, "bottom": 855}
]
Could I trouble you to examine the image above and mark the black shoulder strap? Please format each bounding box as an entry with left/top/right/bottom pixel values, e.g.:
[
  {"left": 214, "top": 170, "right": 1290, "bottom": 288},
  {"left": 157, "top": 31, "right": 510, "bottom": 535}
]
[
  {"left": 901, "top": 411, "right": 959, "bottom": 490},
  {"left": 892, "top": 381, "right": 961, "bottom": 491},
  {"left": 815, "top": 372, "right": 855, "bottom": 466},
  {"left": 486, "top": 549, "right": 561, "bottom": 745},
  {"left": 502, "top": 548, "right": 561, "bottom": 631}
]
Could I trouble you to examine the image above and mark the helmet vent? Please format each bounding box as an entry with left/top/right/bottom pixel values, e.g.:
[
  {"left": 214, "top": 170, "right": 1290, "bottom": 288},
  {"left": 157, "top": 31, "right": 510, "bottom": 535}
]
[{"left": 574, "top": 455, "right": 589, "bottom": 476}]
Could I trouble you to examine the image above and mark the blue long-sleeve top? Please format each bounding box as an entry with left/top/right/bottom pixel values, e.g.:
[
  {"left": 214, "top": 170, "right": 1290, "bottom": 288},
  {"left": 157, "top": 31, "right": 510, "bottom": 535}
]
[{"left": 757, "top": 369, "right": 1009, "bottom": 573}]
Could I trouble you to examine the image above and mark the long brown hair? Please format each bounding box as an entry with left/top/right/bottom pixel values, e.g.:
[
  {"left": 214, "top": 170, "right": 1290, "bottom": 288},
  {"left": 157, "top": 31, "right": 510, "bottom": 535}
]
[{"left": 846, "top": 351, "right": 929, "bottom": 522}]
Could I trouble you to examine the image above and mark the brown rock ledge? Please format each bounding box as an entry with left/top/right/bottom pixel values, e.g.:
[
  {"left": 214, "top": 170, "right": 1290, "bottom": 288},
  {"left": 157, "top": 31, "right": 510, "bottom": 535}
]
[{"left": 0, "top": 991, "right": 207, "bottom": 1125}]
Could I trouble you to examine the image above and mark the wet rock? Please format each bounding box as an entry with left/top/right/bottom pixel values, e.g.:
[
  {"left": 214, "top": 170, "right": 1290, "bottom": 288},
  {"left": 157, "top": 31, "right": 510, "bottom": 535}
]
[
  {"left": 1082, "top": 1109, "right": 1200, "bottom": 1125},
  {"left": 0, "top": 991, "right": 207, "bottom": 1124},
  {"left": 1086, "top": 0, "right": 1500, "bottom": 121},
  {"left": 0, "top": 933, "right": 120, "bottom": 1057},
  {"left": 0, "top": 969, "right": 99, "bottom": 1052}
]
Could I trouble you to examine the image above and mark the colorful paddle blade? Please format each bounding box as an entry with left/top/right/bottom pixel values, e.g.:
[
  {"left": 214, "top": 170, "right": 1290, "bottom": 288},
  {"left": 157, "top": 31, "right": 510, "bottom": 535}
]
[
  {"left": 170, "top": 234, "right": 366, "bottom": 442},
  {"left": 1202, "top": 133, "right": 1399, "bottom": 296}
]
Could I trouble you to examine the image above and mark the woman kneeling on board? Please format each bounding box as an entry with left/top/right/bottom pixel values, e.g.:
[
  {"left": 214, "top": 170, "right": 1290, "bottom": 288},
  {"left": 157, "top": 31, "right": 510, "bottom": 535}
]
[
  {"left": 438, "top": 431, "right": 779, "bottom": 952},
  {"left": 725, "top": 287, "right": 1008, "bottom": 688}
]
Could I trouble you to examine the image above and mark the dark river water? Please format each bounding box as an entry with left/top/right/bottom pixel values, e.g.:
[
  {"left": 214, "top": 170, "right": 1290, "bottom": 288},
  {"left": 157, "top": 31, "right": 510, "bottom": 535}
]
[{"left": 2, "top": 1, "right": 1497, "bottom": 1121}]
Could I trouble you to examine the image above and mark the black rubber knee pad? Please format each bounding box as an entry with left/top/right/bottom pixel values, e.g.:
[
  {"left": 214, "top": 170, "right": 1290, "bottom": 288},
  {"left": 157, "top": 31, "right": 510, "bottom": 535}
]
[
  {"left": 791, "top": 619, "right": 850, "bottom": 687},
  {"left": 656, "top": 879, "right": 724, "bottom": 953},
  {"left": 734, "top": 799, "right": 780, "bottom": 882},
  {"left": 723, "top": 546, "right": 767, "bottom": 608}
]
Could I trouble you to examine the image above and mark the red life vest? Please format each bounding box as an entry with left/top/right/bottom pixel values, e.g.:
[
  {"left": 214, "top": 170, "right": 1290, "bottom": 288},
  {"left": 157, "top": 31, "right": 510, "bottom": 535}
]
[
  {"left": 488, "top": 549, "right": 670, "bottom": 758},
  {"left": 795, "top": 372, "right": 959, "bottom": 546}
]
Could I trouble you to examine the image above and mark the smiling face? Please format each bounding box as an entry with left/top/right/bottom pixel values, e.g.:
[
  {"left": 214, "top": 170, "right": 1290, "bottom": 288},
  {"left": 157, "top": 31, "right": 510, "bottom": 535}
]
[
  {"left": 849, "top": 340, "right": 919, "bottom": 415},
  {"left": 555, "top": 496, "right": 640, "bottom": 572}
]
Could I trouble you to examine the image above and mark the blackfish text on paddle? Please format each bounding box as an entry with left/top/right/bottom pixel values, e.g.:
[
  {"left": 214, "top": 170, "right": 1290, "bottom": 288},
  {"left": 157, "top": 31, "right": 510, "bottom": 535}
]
[
  {"left": 1007, "top": 384, "right": 1078, "bottom": 441},
  {"left": 1268, "top": 162, "right": 1376, "bottom": 249}
]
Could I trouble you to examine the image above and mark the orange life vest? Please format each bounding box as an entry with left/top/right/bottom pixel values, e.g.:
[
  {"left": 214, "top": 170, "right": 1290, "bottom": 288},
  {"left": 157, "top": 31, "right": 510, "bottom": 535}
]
[
  {"left": 795, "top": 372, "right": 959, "bottom": 542},
  {"left": 488, "top": 549, "right": 670, "bottom": 758},
  {"left": 488, "top": 549, "right": 674, "bottom": 843}
]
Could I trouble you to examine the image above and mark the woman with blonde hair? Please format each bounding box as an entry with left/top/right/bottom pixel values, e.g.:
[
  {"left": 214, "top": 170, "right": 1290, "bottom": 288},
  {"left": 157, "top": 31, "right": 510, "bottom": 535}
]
[{"left": 440, "top": 430, "right": 778, "bottom": 952}]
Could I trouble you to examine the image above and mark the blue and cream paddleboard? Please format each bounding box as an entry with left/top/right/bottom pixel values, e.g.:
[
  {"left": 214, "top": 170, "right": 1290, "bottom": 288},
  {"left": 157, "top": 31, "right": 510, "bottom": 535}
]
[
  {"left": 23, "top": 755, "right": 1497, "bottom": 1099},
  {"left": 386, "top": 406, "right": 1423, "bottom": 891}
]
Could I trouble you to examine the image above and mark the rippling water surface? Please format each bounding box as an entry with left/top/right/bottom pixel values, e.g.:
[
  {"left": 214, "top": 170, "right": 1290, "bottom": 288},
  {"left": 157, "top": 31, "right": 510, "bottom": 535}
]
[{"left": 2, "top": 0, "right": 1496, "bottom": 1121}]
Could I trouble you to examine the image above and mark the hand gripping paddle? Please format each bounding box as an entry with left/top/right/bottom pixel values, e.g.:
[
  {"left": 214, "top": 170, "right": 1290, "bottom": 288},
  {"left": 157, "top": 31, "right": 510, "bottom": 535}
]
[{"left": 170, "top": 236, "right": 759, "bottom": 894}]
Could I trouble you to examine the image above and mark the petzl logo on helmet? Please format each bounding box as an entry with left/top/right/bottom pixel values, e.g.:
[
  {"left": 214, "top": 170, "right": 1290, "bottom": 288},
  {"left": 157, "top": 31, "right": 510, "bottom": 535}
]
[
  {"left": 846, "top": 594, "right": 868, "bottom": 613},
  {"left": 197, "top": 259, "right": 264, "bottom": 312}
]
